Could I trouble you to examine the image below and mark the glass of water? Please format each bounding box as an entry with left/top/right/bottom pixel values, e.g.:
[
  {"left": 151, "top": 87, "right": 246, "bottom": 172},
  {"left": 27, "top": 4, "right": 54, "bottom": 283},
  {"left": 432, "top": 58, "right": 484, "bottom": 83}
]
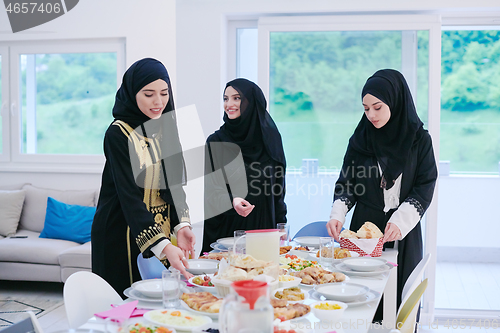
[{"left": 162, "top": 269, "right": 180, "bottom": 308}]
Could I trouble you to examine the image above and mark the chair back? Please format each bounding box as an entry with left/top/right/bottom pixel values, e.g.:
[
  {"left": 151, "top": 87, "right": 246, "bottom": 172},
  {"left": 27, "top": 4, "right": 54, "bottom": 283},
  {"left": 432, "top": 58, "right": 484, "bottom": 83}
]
[
  {"left": 401, "top": 253, "right": 431, "bottom": 306},
  {"left": 396, "top": 278, "right": 428, "bottom": 333},
  {"left": 137, "top": 252, "right": 166, "bottom": 279},
  {"left": 0, "top": 311, "right": 43, "bottom": 333},
  {"left": 63, "top": 271, "right": 123, "bottom": 328},
  {"left": 292, "top": 221, "right": 330, "bottom": 239}
]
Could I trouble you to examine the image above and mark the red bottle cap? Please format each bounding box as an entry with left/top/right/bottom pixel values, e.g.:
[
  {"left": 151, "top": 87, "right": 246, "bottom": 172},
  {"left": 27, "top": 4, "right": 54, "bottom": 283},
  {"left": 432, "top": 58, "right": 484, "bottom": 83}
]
[{"left": 231, "top": 280, "right": 268, "bottom": 310}]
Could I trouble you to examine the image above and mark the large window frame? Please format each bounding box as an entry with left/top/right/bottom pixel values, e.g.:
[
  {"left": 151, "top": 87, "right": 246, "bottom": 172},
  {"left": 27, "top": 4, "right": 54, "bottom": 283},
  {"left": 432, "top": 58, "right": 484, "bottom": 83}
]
[
  {"left": 0, "top": 46, "right": 9, "bottom": 162},
  {"left": 254, "top": 14, "right": 442, "bottom": 323},
  {"left": 0, "top": 38, "right": 125, "bottom": 171}
]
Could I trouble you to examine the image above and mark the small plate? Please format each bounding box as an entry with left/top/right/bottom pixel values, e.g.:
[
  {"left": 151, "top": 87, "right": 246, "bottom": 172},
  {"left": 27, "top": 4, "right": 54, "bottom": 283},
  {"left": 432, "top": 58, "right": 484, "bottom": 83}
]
[
  {"left": 216, "top": 237, "right": 235, "bottom": 248},
  {"left": 309, "top": 288, "right": 381, "bottom": 307},
  {"left": 180, "top": 300, "right": 220, "bottom": 319},
  {"left": 272, "top": 287, "right": 309, "bottom": 303},
  {"left": 144, "top": 309, "right": 212, "bottom": 331},
  {"left": 334, "top": 262, "right": 395, "bottom": 277},
  {"left": 132, "top": 279, "right": 162, "bottom": 298},
  {"left": 186, "top": 259, "right": 219, "bottom": 275},
  {"left": 314, "top": 282, "right": 369, "bottom": 302},
  {"left": 124, "top": 280, "right": 187, "bottom": 302},
  {"left": 188, "top": 274, "right": 216, "bottom": 292},
  {"left": 293, "top": 236, "right": 321, "bottom": 248},
  {"left": 342, "top": 257, "right": 387, "bottom": 272}
]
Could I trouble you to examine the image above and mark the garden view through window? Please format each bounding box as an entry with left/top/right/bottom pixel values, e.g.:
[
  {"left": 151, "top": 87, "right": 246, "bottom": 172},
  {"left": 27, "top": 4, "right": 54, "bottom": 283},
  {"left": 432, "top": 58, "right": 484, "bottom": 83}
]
[{"left": 19, "top": 52, "right": 116, "bottom": 155}]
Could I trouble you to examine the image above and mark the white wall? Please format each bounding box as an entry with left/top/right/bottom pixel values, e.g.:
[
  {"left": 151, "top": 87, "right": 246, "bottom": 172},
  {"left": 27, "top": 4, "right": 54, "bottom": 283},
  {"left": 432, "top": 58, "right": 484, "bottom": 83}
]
[{"left": 0, "top": 0, "right": 176, "bottom": 191}]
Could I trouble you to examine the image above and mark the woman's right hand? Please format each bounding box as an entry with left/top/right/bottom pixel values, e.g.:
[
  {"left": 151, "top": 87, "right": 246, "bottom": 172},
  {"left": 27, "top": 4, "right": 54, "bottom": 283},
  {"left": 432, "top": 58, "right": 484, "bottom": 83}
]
[
  {"left": 326, "top": 219, "right": 343, "bottom": 242},
  {"left": 162, "top": 243, "right": 193, "bottom": 279},
  {"left": 233, "top": 197, "right": 255, "bottom": 217}
]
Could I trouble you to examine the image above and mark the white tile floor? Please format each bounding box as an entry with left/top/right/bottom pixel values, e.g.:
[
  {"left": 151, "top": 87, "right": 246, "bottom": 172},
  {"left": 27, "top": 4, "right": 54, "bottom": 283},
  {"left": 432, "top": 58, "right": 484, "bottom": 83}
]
[{"left": 2, "top": 262, "right": 500, "bottom": 332}]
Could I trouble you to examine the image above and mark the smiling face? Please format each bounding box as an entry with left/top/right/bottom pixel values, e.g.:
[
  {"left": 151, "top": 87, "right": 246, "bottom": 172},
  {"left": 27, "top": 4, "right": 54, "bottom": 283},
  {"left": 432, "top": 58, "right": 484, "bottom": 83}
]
[
  {"left": 136, "top": 79, "right": 169, "bottom": 119},
  {"left": 362, "top": 93, "right": 391, "bottom": 129},
  {"left": 223, "top": 86, "right": 242, "bottom": 119}
]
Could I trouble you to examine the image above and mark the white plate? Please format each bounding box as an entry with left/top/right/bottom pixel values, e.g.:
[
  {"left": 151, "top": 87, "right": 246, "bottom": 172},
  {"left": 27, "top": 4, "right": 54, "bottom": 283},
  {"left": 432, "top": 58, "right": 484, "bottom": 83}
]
[
  {"left": 216, "top": 237, "right": 235, "bottom": 248},
  {"left": 188, "top": 274, "right": 216, "bottom": 292},
  {"left": 342, "top": 257, "right": 387, "bottom": 272},
  {"left": 314, "top": 282, "right": 369, "bottom": 302},
  {"left": 124, "top": 281, "right": 188, "bottom": 302},
  {"left": 132, "top": 279, "right": 163, "bottom": 298},
  {"left": 293, "top": 236, "right": 321, "bottom": 248},
  {"left": 144, "top": 309, "right": 212, "bottom": 332},
  {"left": 185, "top": 259, "right": 219, "bottom": 275},
  {"left": 334, "top": 262, "right": 395, "bottom": 277},
  {"left": 209, "top": 242, "right": 228, "bottom": 252},
  {"left": 309, "top": 288, "right": 381, "bottom": 307},
  {"left": 272, "top": 287, "right": 309, "bottom": 303},
  {"left": 180, "top": 300, "right": 220, "bottom": 319}
]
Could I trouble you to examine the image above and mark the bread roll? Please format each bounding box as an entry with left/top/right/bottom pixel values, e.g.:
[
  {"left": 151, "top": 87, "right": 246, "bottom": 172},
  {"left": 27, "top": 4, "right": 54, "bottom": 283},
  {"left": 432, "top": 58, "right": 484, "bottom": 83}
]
[
  {"left": 339, "top": 229, "right": 359, "bottom": 239},
  {"left": 356, "top": 221, "right": 384, "bottom": 239}
]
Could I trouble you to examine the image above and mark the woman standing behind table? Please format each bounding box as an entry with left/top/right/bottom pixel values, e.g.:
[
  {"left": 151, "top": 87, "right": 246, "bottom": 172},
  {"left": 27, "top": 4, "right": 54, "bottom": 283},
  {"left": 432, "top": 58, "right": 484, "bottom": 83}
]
[
  {"left": 326, "top": 69, "right": 437, "bottom": 317},
  {"left": 92, "top": 58, "right": 195, "bottom": 297},
  {"left": 202, "top": 78, "right": 287, "bottom": 254}
]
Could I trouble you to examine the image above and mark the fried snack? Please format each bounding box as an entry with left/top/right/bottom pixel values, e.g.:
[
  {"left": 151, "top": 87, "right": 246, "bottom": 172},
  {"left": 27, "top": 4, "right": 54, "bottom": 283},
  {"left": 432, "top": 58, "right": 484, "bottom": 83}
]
[
  {"left": 339, "top": 230, "right": 359, "bottom": 239},
  {"left": 293, "top": 246, "right": 309, "bottom": 251},
  {"left": 273, "top": 303, "right": 311, "bottom": 321},
  {"left": 280, "top": 246, "right": 292, "bottom": 255},
  {"left": 180, "top": 292, "right": 223, "bottom": 313},
  {"left": 316, "top": 247, "right": 333, "bottom": 258},
  {"left": 291, "top": 266, "right": 346, "bottom": 285},
  {"left": 334, "top": 248, "right": 351, "bottom": 259},
  {"left": 274, "top": 287, "right": 305, "bottom": 301},
  {"left": 356, "top": 221, "right": 384, "bottom": 239}
]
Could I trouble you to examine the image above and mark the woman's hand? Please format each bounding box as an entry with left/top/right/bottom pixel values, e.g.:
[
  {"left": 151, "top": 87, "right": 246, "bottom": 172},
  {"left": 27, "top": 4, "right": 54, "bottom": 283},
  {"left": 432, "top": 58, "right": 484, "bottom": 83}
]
[
  {"left": 326, "top": 219, "right": 343, "bottom": 242},
  {"left": 233, "top": 197, "right": 255, "bottom": 217},
  {"left": 162, "top": 243, "right": 193, "bottom": 279},
  {"left": 177, "top": 226, "right": 196, "bottom": 259},
  {"left": 383, "top": 223, "right": 402, "bottom": 243}
]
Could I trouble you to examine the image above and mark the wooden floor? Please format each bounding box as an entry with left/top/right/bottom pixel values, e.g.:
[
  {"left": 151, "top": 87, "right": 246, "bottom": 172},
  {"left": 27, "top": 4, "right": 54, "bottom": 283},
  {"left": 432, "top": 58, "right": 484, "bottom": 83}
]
[{"left": 2, "top": 261, "right": 500, "bottom": 332}]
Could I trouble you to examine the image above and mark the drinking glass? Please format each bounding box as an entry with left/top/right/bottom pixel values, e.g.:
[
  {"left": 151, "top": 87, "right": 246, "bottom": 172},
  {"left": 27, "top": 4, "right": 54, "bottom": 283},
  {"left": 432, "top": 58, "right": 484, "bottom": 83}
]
[
  {"left": 277, "top": 223, "right": 289, "bottom": 246},
  {"left": 233, "top": 230, "right": 246, "bottom": 255},
  {"left": 319, "top": 237, "right": 333, "bottom": 267},
  {"left": 162, "top": 269, "right": 180, "bottom": 308}
]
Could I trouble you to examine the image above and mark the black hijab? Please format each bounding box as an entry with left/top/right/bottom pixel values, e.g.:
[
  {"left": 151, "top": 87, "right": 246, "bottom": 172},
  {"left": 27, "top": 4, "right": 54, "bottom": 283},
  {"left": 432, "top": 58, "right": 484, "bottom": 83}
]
[
  {"left": 217, "top": 78, "right": 286, "bottom": 167},
  {"left": 349, "top": 69, "right": 423, "bottom": 190},
  {"left": 112, "top": 58, "right": 186, "bottom": 202}
]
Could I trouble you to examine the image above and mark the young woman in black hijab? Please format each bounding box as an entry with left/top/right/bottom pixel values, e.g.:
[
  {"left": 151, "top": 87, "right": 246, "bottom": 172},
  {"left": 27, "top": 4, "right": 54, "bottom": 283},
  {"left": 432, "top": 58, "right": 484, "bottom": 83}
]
[
  {"left": 201, "top": 78, "right": 287, "bottom": 253},
  {"left": 326, "top": 69, "right": 437, "bottom": 318},
  {"left": 92, "top": 58, "right": 195, "bottom": 297}
]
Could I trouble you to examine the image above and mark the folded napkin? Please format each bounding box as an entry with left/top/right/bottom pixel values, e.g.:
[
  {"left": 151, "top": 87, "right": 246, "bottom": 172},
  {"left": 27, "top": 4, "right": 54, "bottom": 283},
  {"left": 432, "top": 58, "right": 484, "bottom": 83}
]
[{"left": 95, "top": 300, "right": 148, "bottom": 323}]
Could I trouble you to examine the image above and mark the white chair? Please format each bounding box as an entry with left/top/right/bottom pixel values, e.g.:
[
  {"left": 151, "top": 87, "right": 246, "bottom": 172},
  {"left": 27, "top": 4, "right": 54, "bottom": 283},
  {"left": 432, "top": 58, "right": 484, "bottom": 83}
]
[
  {"left": 63, "top": 271, "right": 123, "bottom": 328},
  {"left": 0, "top": 311, "right": 43, "bottom": 333},
  {"left": 368, "top": 278, "right": 428, "bottom": 333},
  {"left": 401, "top": 253, "right": 431, "bottom": 306}
]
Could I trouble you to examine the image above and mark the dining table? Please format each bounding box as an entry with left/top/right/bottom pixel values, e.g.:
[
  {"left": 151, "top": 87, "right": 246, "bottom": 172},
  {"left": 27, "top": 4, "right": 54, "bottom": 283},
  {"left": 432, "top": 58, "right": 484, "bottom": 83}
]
[{"left": 78, "top": 248, "right": 398, "bottom": 333}]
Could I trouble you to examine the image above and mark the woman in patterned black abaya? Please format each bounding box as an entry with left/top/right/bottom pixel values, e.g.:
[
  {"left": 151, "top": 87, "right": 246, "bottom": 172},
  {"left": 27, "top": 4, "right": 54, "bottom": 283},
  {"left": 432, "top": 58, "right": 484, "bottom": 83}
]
[
  {"left": 202, "top": 79, "right": 287, "bottom": 254},
  {"left": 326, "top": 69, "right": 437, "bottom": 320},
  {"left": 92, "top": 58, "right": 196, "bottom": 297}
]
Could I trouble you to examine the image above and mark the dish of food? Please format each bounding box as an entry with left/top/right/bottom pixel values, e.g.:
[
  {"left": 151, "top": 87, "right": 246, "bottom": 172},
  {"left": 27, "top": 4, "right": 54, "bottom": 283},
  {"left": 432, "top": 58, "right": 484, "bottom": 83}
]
[
  {"left": 272, "top": 287, "right": 309, "bottom": 303},
  {"left": 180, "top": 300, "right": 220, "bottom": 320},
  {"left": 291, "top": 266, "right": 346, "bottom": 285},
  {"left": 124, "top": 322, "right": 176, "bottom": 333},
  {"left": 280, "top": 246, "right": 292, "bottom": 255},
  {"left": 270, "top": 299, "right": 311, "bottom": 321},
  {"left": 199, "top": 252, "right": 228, "bottom": 261},
  {"left": 144, "top": 309, "right": 212, "bottom": 332},
  {"left": 310, "top": 301, "right": 347, "bottom": 322}
]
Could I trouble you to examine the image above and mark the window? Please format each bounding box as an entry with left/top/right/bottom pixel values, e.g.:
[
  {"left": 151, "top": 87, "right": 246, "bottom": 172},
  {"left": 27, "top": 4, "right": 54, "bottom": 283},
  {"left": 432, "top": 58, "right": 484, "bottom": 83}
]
[
  {"left": 1, "top": 39, "right": 125, "bottom": 166},
  {"left": 440, "top": 29, "right": 500, "bottom": 174}
]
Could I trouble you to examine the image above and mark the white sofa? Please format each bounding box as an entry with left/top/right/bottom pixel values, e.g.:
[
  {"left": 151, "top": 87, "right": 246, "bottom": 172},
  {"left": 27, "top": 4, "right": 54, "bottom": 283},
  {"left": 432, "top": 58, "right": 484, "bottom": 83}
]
[{"left": 0, "top": 184, "right": 97, "bottom": 283}]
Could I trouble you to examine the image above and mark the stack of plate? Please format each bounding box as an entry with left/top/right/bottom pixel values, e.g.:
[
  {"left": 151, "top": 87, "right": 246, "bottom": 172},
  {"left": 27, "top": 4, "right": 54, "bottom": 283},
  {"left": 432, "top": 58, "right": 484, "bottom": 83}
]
[
  {"left": 124, "top": 279, "right": 187, "bottom": 303},
  {"left": 334, "top": 257, "right": 394, "bottom": 277},
  {"left": 310, "top": 282, "right": 381, "bottom": 307}
]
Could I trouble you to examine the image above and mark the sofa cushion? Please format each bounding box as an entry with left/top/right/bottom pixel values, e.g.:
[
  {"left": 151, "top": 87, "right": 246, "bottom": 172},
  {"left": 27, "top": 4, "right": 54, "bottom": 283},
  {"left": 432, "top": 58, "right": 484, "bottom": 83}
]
[
  {"left": 58, "top": 241, "right": 91, "bottom": 268},
  {"left": 0, "top": 230, "right": 80, "bottom": 265},
  {"left": 19, "top": 184, "right": 96, "bottom": 232},
  {"left": 39, "top": 197, "right": 95, "bottom": 244},
  {"left": 0, "top": 190, "right": 25, "bottom": 237}
]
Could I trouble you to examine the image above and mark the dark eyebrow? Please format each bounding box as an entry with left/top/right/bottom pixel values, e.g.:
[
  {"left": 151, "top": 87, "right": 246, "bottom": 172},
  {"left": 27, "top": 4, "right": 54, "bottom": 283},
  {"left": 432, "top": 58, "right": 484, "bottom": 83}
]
[
  {"left": 142, "top": 88, "right": 169, "bottom": 92},
  {"left": 362, "top": 101, "right": 382, "bottom": 107}
]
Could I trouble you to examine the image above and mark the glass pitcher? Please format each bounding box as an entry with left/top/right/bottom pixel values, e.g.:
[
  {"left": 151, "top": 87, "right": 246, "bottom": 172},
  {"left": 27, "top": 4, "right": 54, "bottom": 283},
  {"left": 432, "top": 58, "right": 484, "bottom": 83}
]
[{"left": 219, "top": 280, "right": 274, "bottom": 333}]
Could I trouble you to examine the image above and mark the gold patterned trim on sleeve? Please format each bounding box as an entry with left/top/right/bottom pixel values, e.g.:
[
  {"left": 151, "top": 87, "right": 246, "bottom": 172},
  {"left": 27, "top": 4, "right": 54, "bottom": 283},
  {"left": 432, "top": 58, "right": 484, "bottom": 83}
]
[{"left": 136, "top": 223, "right": 168, "bottom": 253}]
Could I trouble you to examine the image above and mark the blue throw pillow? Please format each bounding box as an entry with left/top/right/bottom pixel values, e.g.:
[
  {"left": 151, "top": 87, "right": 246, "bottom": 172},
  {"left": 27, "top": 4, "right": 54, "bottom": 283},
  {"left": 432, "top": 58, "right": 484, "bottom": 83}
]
[{"left": 39, "top": 197, "right": 96, "bottom": 244}]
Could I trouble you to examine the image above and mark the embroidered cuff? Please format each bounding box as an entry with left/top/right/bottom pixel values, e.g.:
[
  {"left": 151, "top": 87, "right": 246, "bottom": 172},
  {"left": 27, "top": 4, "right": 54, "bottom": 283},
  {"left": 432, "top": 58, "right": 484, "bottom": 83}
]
[
  {"left": 136, "top": 223, "right": 168, "bottom": 253},
  {"left": 329, "top": 199, "right": 349, "bottom": 224},
  {"left": 387, "top": 201, "right": 421, "bottom": 239},
  {"left": 152, "top": 239, "right": 172, "bottom": 259}
]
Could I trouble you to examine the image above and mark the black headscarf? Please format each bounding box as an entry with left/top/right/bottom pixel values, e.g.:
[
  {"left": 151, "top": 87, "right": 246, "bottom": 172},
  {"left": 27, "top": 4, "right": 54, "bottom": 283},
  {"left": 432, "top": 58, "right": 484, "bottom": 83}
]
[
  {"left": 112, "top": 58, "right": 186, "bottom": 203},
  {"left": 349, "top": 69, "right": 423, "bottom": 189},
  {"left": 216, "top": 78, "right": 286, "bottom": 167}
]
